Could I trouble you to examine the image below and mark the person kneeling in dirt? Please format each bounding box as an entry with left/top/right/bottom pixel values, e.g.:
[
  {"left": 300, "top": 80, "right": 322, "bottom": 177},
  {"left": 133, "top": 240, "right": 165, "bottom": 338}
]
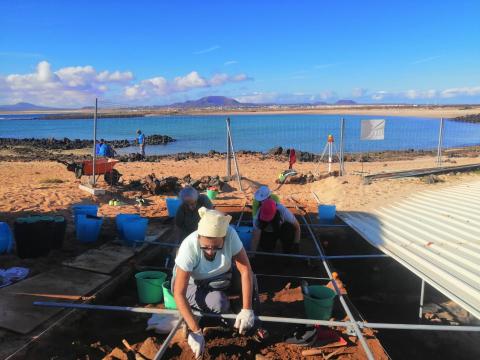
[
  {"left": 253, "top": 199, "right": 301, "bottom": 254},
  {"left": 175, "top": 186, "right": 214, "bottom": 241},
  {"left": 173, "top": 207, "right": 257, "bottom": 359}
]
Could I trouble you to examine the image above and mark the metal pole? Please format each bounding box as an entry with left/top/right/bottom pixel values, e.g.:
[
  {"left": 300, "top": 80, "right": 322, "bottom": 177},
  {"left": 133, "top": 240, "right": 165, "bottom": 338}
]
[
  {"left": 34, "top": 301, "right": 350, "bottom": 327},
  {"left": 419, "top": 279, "right": 425, "bottom": 320},
  {"left": 34, "top": 302, "right": 480, "bottom": 332},
  {"left": 226, "top": 120, "right": 243, "bottom": 192},
  {"left": 436, "top": 117, "right": 444, "bottom": 167},
  {"left": 92, "top": 98, "right": 98, "bottom": 187},
  {"left": 255, "top": 273, "right": 331, "bottom": 281},
  {"left": 226, "top": 117, "right": 232, "bottom": 180},
  {"left": 136, "top": 240, "right": 388, "bottom": 260},
  {"left": 328, "top": 141, "right": 332, "bottom": 173},
  {"left": 154, "top": 317, "right": 184, "bottom": 360},
  {"left": 306, "top": 223, "right": 350, "bottom": 228},
  {"left": 339, "top": 117, "right": 345, "bottom": 176}
]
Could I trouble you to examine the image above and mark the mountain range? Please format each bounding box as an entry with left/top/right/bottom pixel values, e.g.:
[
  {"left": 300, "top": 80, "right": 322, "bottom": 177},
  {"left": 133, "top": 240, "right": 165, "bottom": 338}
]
[
  {"left": 0, "top": 102, "right": 60, "bottom": 111},
  {"left": 0, "top": 97, "right": 357, "bottom": 111}
]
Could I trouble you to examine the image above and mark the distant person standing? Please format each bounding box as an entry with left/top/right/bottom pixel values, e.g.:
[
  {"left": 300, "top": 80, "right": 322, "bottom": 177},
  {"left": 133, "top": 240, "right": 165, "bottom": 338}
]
[
  {"left": 95, "top": 139, "right": 104, "bottom": 156},
  {"left": 98, "top": 139, "right": 107, "bottom": 156},
  {"left": 136, "top": 129, "right": 146, "bottom": 157},
  {"left": 104, "top": 141, "right": 117, "bottom": 158}
]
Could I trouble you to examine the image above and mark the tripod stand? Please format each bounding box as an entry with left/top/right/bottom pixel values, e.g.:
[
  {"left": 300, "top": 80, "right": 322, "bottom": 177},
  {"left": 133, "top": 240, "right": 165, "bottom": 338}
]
[{"left": 318, "top": 134, "right": 341, "bottom": 174}]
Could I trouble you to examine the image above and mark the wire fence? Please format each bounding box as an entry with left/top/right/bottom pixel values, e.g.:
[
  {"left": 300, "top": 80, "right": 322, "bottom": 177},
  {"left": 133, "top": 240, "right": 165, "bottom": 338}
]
[
  {"left": 1, "top": 98, "right": 471, "bottom": 174},
  {"left": 91, "top": 99, "right": 480, "bottom": 174}
]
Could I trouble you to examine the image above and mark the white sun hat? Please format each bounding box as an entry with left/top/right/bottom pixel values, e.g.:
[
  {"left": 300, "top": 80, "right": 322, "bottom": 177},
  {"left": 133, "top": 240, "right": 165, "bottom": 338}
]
[
  {"left": 197, "top": 207, "right": 232, "bottom": 238},
  {"left": 254, "top": 186, "right": 271, "bottom": 202}
]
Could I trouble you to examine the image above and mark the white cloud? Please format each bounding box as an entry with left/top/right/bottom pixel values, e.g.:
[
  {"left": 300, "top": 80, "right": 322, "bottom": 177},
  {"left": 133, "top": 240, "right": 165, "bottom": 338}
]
[
  {"left": 209, "top": 73, "right": 229, "bottom": 86},
  {"left": 371, "top": 91, "right": 389, "bottom": 101},
  {"left": 318, "top": 90, "right": 336, "bottom": 100},
  {"left": 124, "top": 71, "right": 252, "bottom": 100},
  {"left": 0, "top": 61, "right": 133, "bottom": 106},
  {"left": 97, "top": 70, "right": 133, "bottom": 82},
  {"left": 193, "top": 45, "right": 220, "bottom": 55},
  {"left": 224, "top": 60, "right": 238, "bottom": 66},
  {"left": 440, "top": 86, "right": 480, "bottom": 98},
  {"left": 234, "top": 91, "right": 336, "bottom": 104},
  {"left": 352, "top": 87, "right": 368, "bottom": 98},
  {"left": 411, "top": 56, "right": 441, "bottom": 65},
  {"left": 173, "top": 71, "right": 208, "bottom": 90},
  {"left": 366, "top": 86, "right": 480, "bottom": 101},
  {"left": 234, "top": 92, "right": 278, "bottom": 103}
]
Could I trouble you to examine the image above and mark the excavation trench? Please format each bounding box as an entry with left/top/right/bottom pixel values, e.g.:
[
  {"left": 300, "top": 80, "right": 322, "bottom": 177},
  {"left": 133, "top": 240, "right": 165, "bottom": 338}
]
[{"left": 15, "top": 208, "right": 479, "bottom": 359}]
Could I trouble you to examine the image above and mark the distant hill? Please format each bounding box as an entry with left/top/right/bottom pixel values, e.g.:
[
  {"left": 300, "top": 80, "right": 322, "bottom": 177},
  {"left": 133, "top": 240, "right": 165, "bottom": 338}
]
[
  {"left": 335, "top": 99, "right": 357, "bottom": 105},
  {"left": 169, "top": 96, "right": 242, "bottom": 108},
  {"left": 0, "top": 102, "right": 60, "bottom": 111}
]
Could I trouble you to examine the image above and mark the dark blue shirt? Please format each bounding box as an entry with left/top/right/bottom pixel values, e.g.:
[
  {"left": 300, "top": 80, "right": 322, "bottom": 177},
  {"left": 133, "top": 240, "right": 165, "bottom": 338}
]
[{"left": 98, "top": 144, "right": 107, "bottom": 156}]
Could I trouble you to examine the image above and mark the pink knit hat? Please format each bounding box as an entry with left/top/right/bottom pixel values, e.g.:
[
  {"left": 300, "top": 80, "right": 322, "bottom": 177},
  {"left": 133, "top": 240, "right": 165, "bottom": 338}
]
[{"left": 259, "top": 199, "right": 277, "bottom": 222}]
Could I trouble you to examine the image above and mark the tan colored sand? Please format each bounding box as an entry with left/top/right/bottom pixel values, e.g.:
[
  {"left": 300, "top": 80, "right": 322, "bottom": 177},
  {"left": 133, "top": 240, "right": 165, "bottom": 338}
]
[
  {"left": 0, "top": 155, "right": 479, "bottom": 221},
  {"left": 6, "top": 105, "right": 480, "bottom": 119}
]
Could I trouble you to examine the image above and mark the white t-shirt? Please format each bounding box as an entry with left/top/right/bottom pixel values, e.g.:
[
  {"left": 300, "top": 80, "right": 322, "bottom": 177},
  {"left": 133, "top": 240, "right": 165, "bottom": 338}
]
[
  {"left": 253, "top": 203, "right": 297, "bottom": 230},
  {"left": 173, "top": 225, "right": 243, "bottom": 283}
]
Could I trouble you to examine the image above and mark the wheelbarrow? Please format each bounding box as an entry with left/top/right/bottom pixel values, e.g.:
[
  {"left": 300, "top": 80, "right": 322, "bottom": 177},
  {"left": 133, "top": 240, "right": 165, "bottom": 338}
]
[{"left": 57, "top": 158, "right": 122, "bottom": 185}]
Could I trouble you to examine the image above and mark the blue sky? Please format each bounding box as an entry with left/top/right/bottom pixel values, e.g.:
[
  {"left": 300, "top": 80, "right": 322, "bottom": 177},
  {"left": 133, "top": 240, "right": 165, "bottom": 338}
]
[{"left": 1, "top": 0, "right": 479, "bottom": 106}]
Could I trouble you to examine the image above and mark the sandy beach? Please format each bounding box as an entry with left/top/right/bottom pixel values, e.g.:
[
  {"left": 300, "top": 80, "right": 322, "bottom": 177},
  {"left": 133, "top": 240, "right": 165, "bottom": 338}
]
[
  {"left": 1, "top": 154, "right": 479, "bottom": 222},
  {"left": 5, "top": 105, "right": 480, "bottom": 119}
]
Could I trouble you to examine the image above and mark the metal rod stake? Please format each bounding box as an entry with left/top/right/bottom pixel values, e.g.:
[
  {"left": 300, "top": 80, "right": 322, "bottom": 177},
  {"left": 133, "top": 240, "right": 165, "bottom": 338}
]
[
  {"left": 33, "top": 302, "right": 480, "bottom": 332},
  {"left": 419, "top": 279, "right": 425, "bottom": 320}
]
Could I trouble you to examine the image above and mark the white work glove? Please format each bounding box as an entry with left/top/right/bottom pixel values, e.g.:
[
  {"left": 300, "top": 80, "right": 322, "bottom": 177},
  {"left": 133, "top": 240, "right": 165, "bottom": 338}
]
[
  {"left": 187, "top": 329, "right": 205, "bottom": 359},
  {"left": 234, "top": 309, "right": 255, "bottom": 334}
]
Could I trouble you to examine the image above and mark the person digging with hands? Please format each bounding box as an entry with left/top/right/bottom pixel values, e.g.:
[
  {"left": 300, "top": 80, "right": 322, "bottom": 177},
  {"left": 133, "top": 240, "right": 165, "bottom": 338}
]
[{"left": 172, "top": 207, "right": 258, "bottom": 358}]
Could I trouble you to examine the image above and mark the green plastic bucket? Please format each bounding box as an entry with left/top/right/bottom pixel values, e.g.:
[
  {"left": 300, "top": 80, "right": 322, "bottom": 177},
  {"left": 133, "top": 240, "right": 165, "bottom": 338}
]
[
  {"left": 303, "top": 285, "right": 336, "bottom": 320},
  {"left": 162, "top": 281, "right": 177, "bottom": 309},
  {"left": 206, "top": 189, "right": 218, "bottom": 200},
  {"left": 135, "top": 271, "right": 167, "bottom": 304}
]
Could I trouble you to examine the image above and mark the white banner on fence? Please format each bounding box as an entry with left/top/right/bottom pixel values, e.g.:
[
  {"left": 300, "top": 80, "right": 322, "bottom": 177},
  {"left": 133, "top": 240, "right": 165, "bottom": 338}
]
[{"left": 361, "top": 119, "right": 385, "bottom": 140}]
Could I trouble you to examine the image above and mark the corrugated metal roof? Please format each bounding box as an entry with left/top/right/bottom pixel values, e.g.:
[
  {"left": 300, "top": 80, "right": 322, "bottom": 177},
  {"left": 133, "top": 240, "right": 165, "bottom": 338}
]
[{"left": 338, "top": 180, "right": 480, "bottom": 319}]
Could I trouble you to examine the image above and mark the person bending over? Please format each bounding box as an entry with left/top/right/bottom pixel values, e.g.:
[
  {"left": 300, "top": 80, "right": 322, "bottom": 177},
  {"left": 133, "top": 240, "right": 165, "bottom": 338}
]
[
  {"left": 175, "top": 186, "right": 213, "bottom": 241},
  {"left": 254, "top": 199, "right": 301, "bottom": 254},
  {"left": 173, "top": 207, "right": 256, "bottom": 358}
]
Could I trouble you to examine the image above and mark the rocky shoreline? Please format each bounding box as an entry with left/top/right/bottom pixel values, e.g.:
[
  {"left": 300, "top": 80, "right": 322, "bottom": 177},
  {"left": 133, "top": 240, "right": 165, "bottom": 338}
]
[
  {"left": 40, "top": 113, "right": 147, "bottom": 120},
  {"left": 0, "top": 143, "right": 478, "bottom": 164},
  {"left": 0, "top": 134, "right": 175, "bottom": 150},
  {"left": 452, "top": 114, "right": 480, "bottom": 123}
]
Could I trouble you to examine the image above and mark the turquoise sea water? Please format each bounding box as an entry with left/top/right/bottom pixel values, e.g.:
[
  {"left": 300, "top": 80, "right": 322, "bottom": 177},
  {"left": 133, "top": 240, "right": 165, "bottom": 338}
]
[{"left": 1, "top": 113, "right": 479, "bottom": 155}]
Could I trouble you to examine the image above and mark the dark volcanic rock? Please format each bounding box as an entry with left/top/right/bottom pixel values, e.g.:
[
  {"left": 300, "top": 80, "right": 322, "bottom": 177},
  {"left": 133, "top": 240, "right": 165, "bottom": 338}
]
[
  {"left": 0, "top": 134, "right": 175, "bottom": 151},
  {"left": 452, "top": 114, "right": 480, "bottom": 123},
  {"left": 268, "top": 146, "right": 283, "bottom": 155}
]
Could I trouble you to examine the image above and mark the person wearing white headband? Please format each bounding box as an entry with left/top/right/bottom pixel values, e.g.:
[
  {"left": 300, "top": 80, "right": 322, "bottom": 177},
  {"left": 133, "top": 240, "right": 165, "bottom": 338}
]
[{"left": 173, "top": 207, "right": 256, "bottom": 359}]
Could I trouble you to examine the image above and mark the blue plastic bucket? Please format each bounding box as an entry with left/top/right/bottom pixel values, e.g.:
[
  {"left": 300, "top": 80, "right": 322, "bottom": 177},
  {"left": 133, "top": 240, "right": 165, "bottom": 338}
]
[
  {"left": 123, "top": 218, "right": 148, "bottom": 246},
  {"left": 166, "top": 198, "right": 181, "bottom": 218},
  {"left": 318, "top": 205, "right": 336, "bottom": 223},
  {"left": 76, "top": 214, "right": 103, "bottom": 243},
  {"left": 234, "top": 226, "right": 253, "bottom": 250},
  {"left": 0, "top": 222, "right": 13, "bottom": 254},
  {"left": 72, "top": 204, "right": 98, "bottom": 227},
  {"left": 116, "top": 214, "right": 141, "bottom": 240}
]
